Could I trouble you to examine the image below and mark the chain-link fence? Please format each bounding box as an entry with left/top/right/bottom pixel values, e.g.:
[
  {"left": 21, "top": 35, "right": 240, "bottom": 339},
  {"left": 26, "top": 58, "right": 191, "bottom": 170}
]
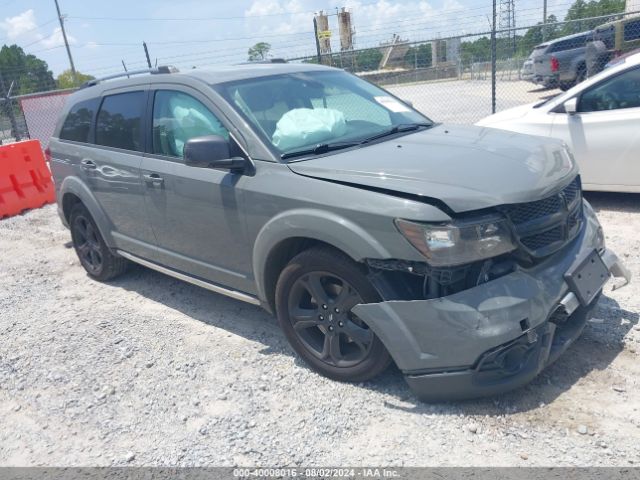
[
  {"left": 1, "top": 6, "right": 639, "bottom": 145},
  {"left": 288, "top": 9, "right": 640, "bottom": 124}
]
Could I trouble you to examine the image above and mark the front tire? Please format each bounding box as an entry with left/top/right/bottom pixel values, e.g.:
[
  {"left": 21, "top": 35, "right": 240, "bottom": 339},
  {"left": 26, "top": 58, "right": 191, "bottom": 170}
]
[
  {"left": 69, "top": 203, "right": 128, "bottom": 281},
  {"left": 275, "top": 247, "right": 391, "bottom": 382}
]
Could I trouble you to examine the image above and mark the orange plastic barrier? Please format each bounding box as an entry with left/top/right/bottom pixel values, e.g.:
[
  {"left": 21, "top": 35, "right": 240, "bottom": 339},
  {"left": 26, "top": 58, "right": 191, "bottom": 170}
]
[{"left": 0, "top": 140, "right": 56, "bottom": 218}]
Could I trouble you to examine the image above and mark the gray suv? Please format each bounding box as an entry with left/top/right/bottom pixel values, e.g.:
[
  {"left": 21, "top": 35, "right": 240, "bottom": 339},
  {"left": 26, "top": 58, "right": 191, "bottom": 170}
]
[{"left": 50, "top": 63, "right": 630, "bottom": 400}]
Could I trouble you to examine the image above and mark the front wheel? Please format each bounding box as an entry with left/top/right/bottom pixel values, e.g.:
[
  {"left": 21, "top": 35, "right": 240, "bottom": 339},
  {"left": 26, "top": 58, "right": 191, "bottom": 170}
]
[
  {"left": 275, "top": 247, "right": 391, "bottom": 382},
  {"left": 69, "top": 203, "right": 128, "bottom": 281}
]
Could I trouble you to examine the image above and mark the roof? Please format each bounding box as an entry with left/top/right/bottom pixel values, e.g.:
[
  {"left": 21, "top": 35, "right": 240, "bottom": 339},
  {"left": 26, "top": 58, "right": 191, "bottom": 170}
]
[{"left": 536, "top": 30, "right": 593, "bottom": 48}]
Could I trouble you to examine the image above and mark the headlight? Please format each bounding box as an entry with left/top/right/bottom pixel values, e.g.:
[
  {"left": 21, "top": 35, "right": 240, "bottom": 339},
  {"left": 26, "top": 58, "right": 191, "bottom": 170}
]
[{"left": 395, "top": 216, "right": 516, "bottom": 267}]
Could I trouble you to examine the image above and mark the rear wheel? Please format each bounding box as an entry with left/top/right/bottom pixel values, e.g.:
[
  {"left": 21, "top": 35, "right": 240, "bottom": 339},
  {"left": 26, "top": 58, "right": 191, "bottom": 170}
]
[
  {"left": 69, "top": 203, "right": 128, "bottom": 281},
  {"left": 275, "top": 247, "right": 391, "bottom": 382}
]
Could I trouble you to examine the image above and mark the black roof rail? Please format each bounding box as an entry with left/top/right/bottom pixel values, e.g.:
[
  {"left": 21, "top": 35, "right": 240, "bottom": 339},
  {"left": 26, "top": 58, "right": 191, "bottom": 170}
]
[{"left": 81, "top": 65, "right": 179, "bottom": 88}]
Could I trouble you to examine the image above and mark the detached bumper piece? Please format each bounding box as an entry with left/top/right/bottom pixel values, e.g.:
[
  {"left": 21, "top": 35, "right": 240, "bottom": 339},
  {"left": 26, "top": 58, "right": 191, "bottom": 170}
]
[{"left": 405, "top": 297, "right": 595, "bottom": 401}]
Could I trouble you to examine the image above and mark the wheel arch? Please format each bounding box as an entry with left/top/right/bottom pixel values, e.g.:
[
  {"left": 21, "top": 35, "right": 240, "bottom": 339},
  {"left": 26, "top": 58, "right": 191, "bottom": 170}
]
[
  {"left": 59, "top": 176, "right": 116, "bottom": 248},
  {"left": 253, "top": 209, "right": 392, "bottom": 313}
]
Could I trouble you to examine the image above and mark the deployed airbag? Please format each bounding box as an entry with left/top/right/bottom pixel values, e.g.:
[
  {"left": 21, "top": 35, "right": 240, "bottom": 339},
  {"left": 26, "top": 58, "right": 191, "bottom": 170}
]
[{"left": 272, "top": 108, "right": 347, "bottom": 151}]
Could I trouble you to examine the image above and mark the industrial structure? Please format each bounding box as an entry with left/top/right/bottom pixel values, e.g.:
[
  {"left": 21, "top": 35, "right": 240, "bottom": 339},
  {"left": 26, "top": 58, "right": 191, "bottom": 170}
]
[
  {"left": 337, "top": 7, "right": 355, "bottom": 51},
  {"left": 499, "top": 0, "right": 517, "bottom": 56}
]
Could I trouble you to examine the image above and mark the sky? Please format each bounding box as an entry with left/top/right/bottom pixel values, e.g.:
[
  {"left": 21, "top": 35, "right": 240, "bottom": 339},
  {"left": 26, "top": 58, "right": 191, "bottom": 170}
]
[{"left": 0, "top": 0, "right": 574, "bottom": 78}]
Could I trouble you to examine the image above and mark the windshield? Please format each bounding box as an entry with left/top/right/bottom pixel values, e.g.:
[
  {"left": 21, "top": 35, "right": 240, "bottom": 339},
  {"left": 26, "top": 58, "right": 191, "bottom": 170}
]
[{"left": 214, "top": 70, "right": 432, "bottom": 160}]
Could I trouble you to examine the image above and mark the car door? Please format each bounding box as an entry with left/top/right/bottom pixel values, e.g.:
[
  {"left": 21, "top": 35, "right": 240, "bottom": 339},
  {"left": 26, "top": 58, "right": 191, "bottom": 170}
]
[
  {"left": 87, "top": 87, "right": 157, "bottom": 256},
  {"left": 141, "top": 85, "right": 253, "bottom": 293},
  {"left": 550, "top": 66, "right": 640, "bottom": 190}
]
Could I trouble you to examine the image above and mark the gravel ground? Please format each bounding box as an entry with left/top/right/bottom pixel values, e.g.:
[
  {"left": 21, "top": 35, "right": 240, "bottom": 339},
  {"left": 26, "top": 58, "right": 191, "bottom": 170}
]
[
  {"left": 387, "top": 79, "right": 556, "bottom": 124},
  {"left": 1, "top": 193, "right": 639, "bottom": 467}
]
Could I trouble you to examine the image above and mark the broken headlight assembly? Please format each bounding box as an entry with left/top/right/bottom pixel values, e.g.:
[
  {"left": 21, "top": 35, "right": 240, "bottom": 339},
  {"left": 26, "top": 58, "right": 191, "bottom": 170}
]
[{"left": 394, "top": 215, "right": 517, "bottom": 267}]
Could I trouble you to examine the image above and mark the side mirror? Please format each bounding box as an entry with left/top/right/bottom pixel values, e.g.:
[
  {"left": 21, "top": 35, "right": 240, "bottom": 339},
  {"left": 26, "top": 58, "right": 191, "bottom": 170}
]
[
  {"left": 184, "top": 135, "right": 246, "bottom": 172},
  {"left": 403, "top": 99, "right": 414, "bottom": 108},
  {"left": 564, "top": 97, "right": 578, "bottom": 115}
]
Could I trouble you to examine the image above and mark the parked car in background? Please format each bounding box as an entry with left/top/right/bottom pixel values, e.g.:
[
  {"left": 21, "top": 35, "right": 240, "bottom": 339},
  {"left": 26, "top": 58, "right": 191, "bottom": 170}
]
[
  {"left": 478, "top": 52, "right": 640, "bottom": 193},
  {"left": 586, "top": 16, "right": 640, "bottom": 76},
  {"left": 521, "top": 55, "right": 535, "bottom": 83},
  {"left": 530, "top": 31, "right": 592, "bottom": 90},
  {"left": 49, "top": 62, "right": 629, "bottom": 401}
]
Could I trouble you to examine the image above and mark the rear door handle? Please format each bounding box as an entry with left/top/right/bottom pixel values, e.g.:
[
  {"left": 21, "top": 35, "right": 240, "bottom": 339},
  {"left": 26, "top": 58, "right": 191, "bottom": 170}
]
[
  {"left": 143, "top": 173, "right": 164, "bottom": 186},
  {"left": 80, "top": 159, "right": 97, "bottom": 170}
]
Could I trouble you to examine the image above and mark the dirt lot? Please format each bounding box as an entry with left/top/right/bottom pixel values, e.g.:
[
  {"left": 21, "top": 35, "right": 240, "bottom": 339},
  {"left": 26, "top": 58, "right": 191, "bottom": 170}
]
[
  {"left": 1, "top": 193, "right": 639, "bottom": 467},
  {"left": 387, "top": 79, "right": 556, "bottom": 124}
]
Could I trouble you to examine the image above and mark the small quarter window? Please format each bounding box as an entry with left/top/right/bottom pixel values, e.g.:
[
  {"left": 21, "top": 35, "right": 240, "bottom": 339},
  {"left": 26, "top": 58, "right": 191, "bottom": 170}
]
[
  {"left": 95, "top": 91, "right": 145, "bottom": 151},
  {"left": 59, "top": 98, "right": 98, "bottom": 143}
]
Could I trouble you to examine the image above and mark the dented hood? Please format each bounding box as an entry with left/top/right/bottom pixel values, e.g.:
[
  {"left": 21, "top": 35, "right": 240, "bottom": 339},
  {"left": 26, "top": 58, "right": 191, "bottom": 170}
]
[{"left": 287, "top": 124, "right": 578, "bottom": 213}]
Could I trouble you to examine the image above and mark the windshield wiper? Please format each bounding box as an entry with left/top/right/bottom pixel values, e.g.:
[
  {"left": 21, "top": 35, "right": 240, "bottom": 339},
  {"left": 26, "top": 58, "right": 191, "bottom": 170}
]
[
  {"left": 359, "top": 122, "right": 433, "bottom": 144},
  {"left": 281, "top": 141, "right": 359, "bottom": 160},
  {"left": 280, "top": 123, "right": 433, "bottom": 160}
]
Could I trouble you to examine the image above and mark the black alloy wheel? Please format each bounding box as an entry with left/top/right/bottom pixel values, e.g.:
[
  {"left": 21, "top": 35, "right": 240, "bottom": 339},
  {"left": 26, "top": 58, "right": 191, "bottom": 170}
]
[{"left": 275, "top": 247, "right": 391, "bottom": 382}]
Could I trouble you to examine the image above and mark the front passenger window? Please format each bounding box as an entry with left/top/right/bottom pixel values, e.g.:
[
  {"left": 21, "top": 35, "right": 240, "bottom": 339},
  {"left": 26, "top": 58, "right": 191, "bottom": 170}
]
[
  {"left": 578, "top": 67, "right": 640, "bottom": 112},
  {"left": 152, "top": 90, "right": 229, "bottom": 158}
]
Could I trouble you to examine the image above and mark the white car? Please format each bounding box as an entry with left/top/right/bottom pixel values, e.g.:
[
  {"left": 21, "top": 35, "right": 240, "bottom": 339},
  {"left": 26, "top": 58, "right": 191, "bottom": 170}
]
[{"left": 478, "top": 52, "right": 640, "bottom": 192}]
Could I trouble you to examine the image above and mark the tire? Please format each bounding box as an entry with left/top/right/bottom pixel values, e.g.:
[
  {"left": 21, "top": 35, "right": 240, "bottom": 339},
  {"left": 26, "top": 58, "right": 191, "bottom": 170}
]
[
  {"left": 275, "top": 246, "right": 391, "bottom": 382},
  {"left": 575, "top": 65, "right": 587, "bottom": 85},
  {"left": 559, "top": 81, "right": 573, "bottom": 91},
  {"left": 69, "top": 203, "right": 128, "bottom": 281}
]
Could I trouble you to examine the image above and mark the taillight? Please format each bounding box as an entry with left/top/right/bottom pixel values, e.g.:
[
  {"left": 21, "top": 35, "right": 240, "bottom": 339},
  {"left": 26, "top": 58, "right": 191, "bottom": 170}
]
[
  {"left": 550, "top": 56, "right": 559, "bottom": 72},
  {"left": 44, "top": 147, "right": 51, "bottom": 163}
]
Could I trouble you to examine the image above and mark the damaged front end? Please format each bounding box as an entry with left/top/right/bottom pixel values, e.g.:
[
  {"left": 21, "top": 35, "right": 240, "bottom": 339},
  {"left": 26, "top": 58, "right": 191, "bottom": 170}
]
[{"left": 355, "top": 181, "right": 630, "bottom": 400}]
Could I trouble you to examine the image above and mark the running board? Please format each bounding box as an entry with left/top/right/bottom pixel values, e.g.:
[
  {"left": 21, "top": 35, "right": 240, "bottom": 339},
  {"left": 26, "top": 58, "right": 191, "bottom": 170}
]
[{"left": 117, "top": 250, "right": 261, "bottom": 306}]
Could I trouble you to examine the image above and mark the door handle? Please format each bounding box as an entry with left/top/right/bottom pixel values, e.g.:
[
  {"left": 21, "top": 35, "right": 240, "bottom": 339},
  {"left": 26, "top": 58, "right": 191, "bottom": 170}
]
[
  {"left": 143, "top": 173, "right": 164, "bottom": 186},
  {"left": 80, "top": 159, "right": 97, "bottom": 170}
]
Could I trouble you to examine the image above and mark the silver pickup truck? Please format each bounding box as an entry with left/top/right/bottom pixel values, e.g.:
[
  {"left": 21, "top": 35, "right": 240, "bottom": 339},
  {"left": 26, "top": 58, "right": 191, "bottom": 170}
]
[{"left": 529, "top": 31, "right": 591, "bottom": 90}]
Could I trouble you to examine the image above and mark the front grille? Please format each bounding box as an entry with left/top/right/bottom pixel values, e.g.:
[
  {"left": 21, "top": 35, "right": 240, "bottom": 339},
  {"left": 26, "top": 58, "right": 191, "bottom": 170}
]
[
  {"left": 521, "top": 225, "right": 563, "bottom": 250},
  {"left": 501, "top": 177, "right": 583, "bottom": 258},
  {"left": 506, "top": 195, "right": 563, "bottom": 224}
]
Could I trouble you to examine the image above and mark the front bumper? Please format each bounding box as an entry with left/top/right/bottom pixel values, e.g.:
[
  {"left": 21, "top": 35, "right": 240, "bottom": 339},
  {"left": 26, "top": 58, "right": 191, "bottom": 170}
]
[{"left": 352, "top": 204, "right": 630, "bottom": 401}]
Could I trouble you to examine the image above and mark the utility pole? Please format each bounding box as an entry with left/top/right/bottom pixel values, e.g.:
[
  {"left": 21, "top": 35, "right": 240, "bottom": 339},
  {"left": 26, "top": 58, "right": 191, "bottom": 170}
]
[
  {"left": 143, "top": 42, "right": 152, "bottom": 68},
  {"left": 313, "top": 17, "right": 322, "bottom": 64},
  {"left": 54, "top": 0, "right": 77, "bottom": 85},
  {"left": 542, "top": 0, "right": 548, "bottom": 40},
  {"left": 491, "top": 0, "right": 497, "bottom": 114}
]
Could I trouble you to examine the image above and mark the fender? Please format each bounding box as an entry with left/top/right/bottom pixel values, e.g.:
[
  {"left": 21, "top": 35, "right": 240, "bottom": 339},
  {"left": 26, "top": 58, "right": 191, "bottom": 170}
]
[
  {"left": 59, "top": 175, "right": 116, "bottom": 248},
  {"left": 252, "top": 208, "right": 392, "bottom": 302}
]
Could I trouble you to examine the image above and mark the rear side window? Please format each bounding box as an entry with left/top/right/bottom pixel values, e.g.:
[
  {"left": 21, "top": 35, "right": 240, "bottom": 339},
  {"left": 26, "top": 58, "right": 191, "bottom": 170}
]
[
  {"left": 549, "top": 35, "right": 587, "bottom": 52},
  {"left": 59, "top": 98, "right": 98, "bottom": 143},
  {"left": 95, "top": 91, "right": 145, "bottom": 151},
  {"left": 624, "top": 20, "right": 640, "bottom": 41}
]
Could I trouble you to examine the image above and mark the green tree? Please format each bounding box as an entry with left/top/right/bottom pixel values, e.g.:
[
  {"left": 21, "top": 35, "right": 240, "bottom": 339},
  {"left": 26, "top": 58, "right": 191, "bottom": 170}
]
[
  {"left": 561, "top": 0, "right": 625, "bottom": 34},
  {"left": 247, "top": 42, "right": 271, "bottom": 61},
  {"left": 517, "top": 14, "right": 561, "bottom": 57},
  {"left": 56, "top": 69, "right": 95, "bottom": 88},
  {"left": 355, "top": 48, "right": 383, "bottom": 71},
  {"left": 0, "top": 44, "right": 55, "bottom": 94},
  {"left": 404, "top": 43, "right": 432, "bottom": 68}
]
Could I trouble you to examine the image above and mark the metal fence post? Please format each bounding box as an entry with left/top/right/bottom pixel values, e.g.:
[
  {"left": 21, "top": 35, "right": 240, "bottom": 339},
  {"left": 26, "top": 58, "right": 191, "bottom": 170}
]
[
  {"left": 491, "top": 0, "right": 497, "bottom": 115},
  {"left": 0, "top": 70, "right": 21, "bottom": 142}
]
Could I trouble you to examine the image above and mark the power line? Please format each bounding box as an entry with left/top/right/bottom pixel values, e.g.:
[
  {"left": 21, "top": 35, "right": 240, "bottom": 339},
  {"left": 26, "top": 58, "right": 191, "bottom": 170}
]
[{"left": 0, "top": 18, "right": 58, "bottom": 43}]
